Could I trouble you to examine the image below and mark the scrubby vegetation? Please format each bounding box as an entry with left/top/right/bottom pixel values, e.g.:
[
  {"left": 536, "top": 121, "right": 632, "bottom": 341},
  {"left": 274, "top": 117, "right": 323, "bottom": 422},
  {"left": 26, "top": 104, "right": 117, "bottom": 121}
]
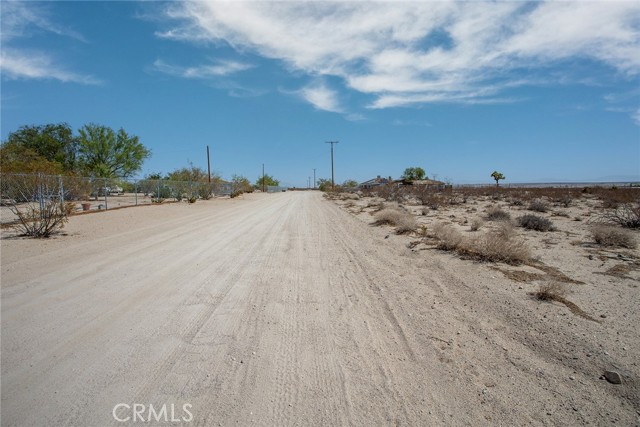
[
  {"left": 10, "top": 201, "right": 68, "bottom": 238},
  {"left": 528, "top": 199, "right": 549, "bottom": 213},
  {"left": 591, "top": 225, "right": 637, "bottom": 249},
  {"left": 485, "top": 206, "right": 511, "bottom": 222},
  {"left": 431, "top": 222, "right": 530, "bottom": 265},
  {"left": 373, "top": 208, "right": 417, "bottom": 234},
  {"left": 517, "top": 214, "right": 555, "bottom": 232}
]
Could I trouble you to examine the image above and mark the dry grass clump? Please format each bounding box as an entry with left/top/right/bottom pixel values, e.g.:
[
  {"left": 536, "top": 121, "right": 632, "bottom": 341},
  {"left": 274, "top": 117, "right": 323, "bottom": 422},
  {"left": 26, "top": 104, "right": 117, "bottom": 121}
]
[
  {"left": 591, "top": 225, "right": 637, "bottom": 249},
  {"left": 373, "top": 208, "right": 417, "bottom": 234},
  {"left": 464, "top": 229, "right": 531, "bottom": 265},
  {"left": 517, "top": 214, "right": 555, "bottom": 232},
  {"left": 470, "top": 217, "right": 484, "bottom": 231},
  {"left": 534, "top": 282, "right": 568, "bottom": 301},
  {"left": 528, "top": 199, "right": 549, "bottom": 213},
  {"left": 485, "top": 205, "right": 511, "bottom": 221},
  {"left": 395, "top": 215, "right": 418, "bottom": 234},
  {"left": 432, "top": 222, "right": 530, "bottom": 265},
  {"left": 432, "top": 223, "right": 464, "bottom": 250},
  {"left": 340, "top": 192, "right": 360, "bottom": 200}
]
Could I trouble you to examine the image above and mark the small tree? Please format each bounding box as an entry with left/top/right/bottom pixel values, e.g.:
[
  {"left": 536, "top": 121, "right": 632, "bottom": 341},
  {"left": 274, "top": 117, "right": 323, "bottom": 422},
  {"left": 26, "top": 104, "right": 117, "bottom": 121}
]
[
  {"left": 342, "top": 179, "right": 358, "bottom": 189},
  {"left": 3, "top": 123, "right": 78, "bottom": 172},
  {"left": 231, "top": 174, "right": 252, "bottom": 194},
  {"left": 317, "top": 178, "right": 332, "bottom": 192},
  {"left": 256, "top": 174, "right": 279, "bottom": 189},
  {"left": 402, "top": 167, "right": 426, "bottom": 181},
  {"left": 77, "top": 124, "right": 150, "bottom": 178},
  {"left": 491, "top": 171, "right": 505, "bottom": 188}
]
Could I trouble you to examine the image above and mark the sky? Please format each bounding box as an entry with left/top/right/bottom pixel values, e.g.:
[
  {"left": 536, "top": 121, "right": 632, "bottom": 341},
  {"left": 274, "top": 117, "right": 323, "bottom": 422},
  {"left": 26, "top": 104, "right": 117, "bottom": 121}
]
[{"left": 1, "top": 1, "right": 639, "bottom": 187}]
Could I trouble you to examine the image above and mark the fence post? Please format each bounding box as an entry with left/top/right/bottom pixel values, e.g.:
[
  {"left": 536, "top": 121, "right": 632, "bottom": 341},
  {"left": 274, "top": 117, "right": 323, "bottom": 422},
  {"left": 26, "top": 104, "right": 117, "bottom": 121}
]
[
  {"left": 157, "top": 180, "right": 161, "bottom": 201},
  {"left": 134, "top": 180, "right": 138, "bottom": 206},
  {"left": 104, "top": 178, "right": 108, "bottom": 210},
  {"left": 38, "top": 173, "right": 45, "bottom": 220},
  {"left": 58, "top": 175, "right": 65, "bottom": 210}
]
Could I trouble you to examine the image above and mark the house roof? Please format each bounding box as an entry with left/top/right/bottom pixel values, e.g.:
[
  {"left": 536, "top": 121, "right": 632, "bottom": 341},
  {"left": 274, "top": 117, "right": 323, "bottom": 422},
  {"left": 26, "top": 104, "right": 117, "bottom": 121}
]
[
  {"left": 396, "top": 178, "right": 445, "bottom": 185},
  {"left": 359, "top": 176, "right": 390, "bottom": 186}
]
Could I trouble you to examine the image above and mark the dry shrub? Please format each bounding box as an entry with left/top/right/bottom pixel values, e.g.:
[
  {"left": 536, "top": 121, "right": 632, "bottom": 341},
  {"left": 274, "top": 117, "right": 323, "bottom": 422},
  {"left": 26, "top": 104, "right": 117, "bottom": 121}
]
[
  {"left": 470, "top": 217, "right": 484, "bottom": 231},
  {"left": 432, "top": 223, "right": 463, "bottom": 250},
  {"left": 395, "top": 214, "right": 418, "bottom": 234},
  {"left": 10, "top": 201, "right": 68, "bottom": 238},
  {"left": 596, "top": 204, "right": 640, "bottom": 229},
  {"left": 340, "top": 192, "right": 359, "bottom": 200},
  {"left": 373, "top": 208, "right": 417, "bottom": 234},
  {"left": 463, "top": 229, "right": 531, "bottom": 265},
  {"left": 485, "top": 205, "right": 511, "bottom": 221},
  {"left": 534, "top": 282, "right": 568, "bottom": 301},
  {"left": 517, "top": 214, "right": 555, "bottom": 232},
  {"left": 432, "top": 222, "right": 530, "bottom": 264},
  {"left": 591, "top": 225, "right": 637, "bottom": 249},
  {"left": 344, "top": 200, "right": 355, "bottom": 208},
  {"left": 528, "top": 199, "right": 549, "bottom": 213}
]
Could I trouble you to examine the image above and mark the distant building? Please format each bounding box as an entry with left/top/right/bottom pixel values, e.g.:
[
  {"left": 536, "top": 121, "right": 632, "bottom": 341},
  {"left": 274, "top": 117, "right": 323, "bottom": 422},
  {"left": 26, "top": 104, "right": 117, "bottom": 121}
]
[
  {"left": 359, "top": 175, "right": 391, "bottom": 189},
  {"left": 395, "top": 178, "right": 447, "bottom": 191}
]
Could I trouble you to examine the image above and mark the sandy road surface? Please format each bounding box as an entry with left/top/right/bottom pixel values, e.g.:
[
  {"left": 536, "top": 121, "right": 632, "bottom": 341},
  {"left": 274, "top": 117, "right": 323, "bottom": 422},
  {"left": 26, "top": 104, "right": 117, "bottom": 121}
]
[{"left": 1, "top": 192, "right": 638, "bottom": 426}]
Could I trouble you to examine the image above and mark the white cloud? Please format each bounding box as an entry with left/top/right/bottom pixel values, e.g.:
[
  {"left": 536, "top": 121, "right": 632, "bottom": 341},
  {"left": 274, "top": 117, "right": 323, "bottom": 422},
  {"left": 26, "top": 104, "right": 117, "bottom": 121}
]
[
  {"left": 633, "top": 109, "right": 640, "bottom": 126},
  {"left": 298, "top": 83, "right": 343, "bottom": 113},
  {"left": 1, "top": 2, "right": 97, "bottom": 84},
  {"left": 160, "top": 1, "right": 640, "bottom": 109},
  {"left": 1, "top": 49, "right": 101, "bottom": 85},
  {"left": 152, "top": 59, "right": 252, "bottom": 78}
]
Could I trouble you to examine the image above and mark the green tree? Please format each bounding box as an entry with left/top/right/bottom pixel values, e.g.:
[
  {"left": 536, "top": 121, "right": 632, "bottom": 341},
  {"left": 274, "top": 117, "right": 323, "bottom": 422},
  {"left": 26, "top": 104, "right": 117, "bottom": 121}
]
[
  {"left": 0, "top": 143, "right": 63, "bottom": 174},
  {"left": 402, "top": 167, "right": 426, "bottom": 181},
  {"left": 232, "top": 174, "right": 252, "bottom": 193},
  {"left": 2, "top": 123, "right": 78, "bottom": 172},
  {"left": 491, "top": 171, "right": 505, "bottom": 188},
  {"left": 317, "top": 178, "right": 332, "bottom": 192},
  {"left": 166, "top": 163, "right": 214, "bottom": 182},
  {"left": 256, "top": 174, "right": 279, "bottom": 188},
  {"left": 342, "top": 179, "right": 358, "bottom": 189},
  {"left": 77, "top": 124, "right": 150, "bottom": 178}
]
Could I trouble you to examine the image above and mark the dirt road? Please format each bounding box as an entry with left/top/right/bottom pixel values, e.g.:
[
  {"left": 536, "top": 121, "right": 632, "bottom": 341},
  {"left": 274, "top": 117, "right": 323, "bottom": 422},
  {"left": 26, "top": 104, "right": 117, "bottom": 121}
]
[{"left": 1, "top": 192, "right": 637, "bottom": 426}]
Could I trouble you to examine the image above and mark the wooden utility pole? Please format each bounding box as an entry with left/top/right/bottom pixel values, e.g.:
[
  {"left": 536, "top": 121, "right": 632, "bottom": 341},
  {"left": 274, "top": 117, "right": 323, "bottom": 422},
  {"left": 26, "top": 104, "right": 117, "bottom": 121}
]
[
  {"left": 207, "top": 145, "right": 211, "bottom": 183},
  {"left": 325, "top": 141, "right": 339, "bottom": 191},
  {"left": 313, "top": 168, "right": 316, "bottom": 189},
  {"left": 262, "top": 163, "right": 265, "bottom": 193}
]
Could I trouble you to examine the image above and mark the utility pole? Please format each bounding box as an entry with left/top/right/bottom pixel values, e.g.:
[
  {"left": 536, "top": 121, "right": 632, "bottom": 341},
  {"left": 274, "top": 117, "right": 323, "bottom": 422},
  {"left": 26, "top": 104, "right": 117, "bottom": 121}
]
[
  {"left": 207, "top": 145, "right": 211, "bottom": 183},
  {"left": 308, "top": 176, "right": 311, "bottom": 189},
  {"left": 325, "top": 141, "right": 339, "bottom": 191},
  {"left": 313, "top": 168, "right": 316, "bottom": 189},
  {"left": 262, "top": 163, "right": 265, "bottom": 193}
]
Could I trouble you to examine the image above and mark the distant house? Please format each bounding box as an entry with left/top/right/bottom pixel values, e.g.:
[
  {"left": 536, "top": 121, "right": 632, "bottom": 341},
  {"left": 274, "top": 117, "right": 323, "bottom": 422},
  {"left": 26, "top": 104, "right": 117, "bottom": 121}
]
[
  {"left": 359, "top": 175, "right": 391, "bottom": 190},
  {"left": 395, "top": 178, "right": 446, "bottom": 191}
]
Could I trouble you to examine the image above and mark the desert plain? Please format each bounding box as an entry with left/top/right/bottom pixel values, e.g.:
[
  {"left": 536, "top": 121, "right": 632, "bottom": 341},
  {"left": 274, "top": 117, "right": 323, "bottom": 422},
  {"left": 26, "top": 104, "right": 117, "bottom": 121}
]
[{"left": 1, "top": 189, "right": 639, "bottom": 426}]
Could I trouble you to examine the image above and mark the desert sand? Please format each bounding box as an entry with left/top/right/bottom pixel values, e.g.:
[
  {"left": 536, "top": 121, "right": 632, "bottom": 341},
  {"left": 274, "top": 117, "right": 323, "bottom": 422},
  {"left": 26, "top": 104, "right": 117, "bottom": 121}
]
[{"left": 1, "top": 191, "right": 638, "bottom": 426}]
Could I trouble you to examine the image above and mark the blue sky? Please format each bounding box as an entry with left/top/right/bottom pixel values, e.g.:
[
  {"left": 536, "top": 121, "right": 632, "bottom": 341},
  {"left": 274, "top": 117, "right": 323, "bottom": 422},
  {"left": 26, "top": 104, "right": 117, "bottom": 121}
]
[{"left": 1, "top": 1, "right": 639, "bottom": 187}]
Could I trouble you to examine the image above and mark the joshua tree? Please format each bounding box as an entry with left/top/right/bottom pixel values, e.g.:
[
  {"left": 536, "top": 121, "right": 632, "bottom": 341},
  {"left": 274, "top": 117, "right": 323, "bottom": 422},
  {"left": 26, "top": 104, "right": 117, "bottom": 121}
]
[{"left": 491, "top": 171, "right": 505, "bottom": 188}]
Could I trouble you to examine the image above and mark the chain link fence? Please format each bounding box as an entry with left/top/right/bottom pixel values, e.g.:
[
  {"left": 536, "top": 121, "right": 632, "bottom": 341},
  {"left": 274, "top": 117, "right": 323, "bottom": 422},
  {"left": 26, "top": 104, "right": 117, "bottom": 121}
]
[{"left": 0, "top": 173, "right": 238, "bottom": 225}]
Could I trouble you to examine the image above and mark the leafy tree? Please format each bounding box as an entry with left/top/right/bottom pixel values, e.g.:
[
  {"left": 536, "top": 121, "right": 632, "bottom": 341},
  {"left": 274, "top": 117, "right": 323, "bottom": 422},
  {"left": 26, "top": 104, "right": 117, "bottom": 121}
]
[
  {"left": 77, "top": 124, "right": 150, "bottom": 178},
  {"left": 342, "top": 179, "right": 358, "bottom": 188},
  {"left": 0, "top": 143, "right": 63, "bottom": 174},
  {"left": 2, "top": 123, "right": 78, "bottom": 173},
  {"left": 317, "top": 178, "right": 332, "bottom": 192},
  {"left": 144, "top": 172, "right": 164, "bottom": 180},
  {"left": 491, "top": 171, "right": 505, "bottom": 188},
  {"left": 402, "top": 167, "right": 426, "bottom": 181},
  {"left": 167, "top": 164, "right": 210, "bottom": 182},
  {"left": 256, "top": 174, "right": 279, "bottom": 188},
  {"left": 232, "top": 174, "right": 252, "bottom": 193}
]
